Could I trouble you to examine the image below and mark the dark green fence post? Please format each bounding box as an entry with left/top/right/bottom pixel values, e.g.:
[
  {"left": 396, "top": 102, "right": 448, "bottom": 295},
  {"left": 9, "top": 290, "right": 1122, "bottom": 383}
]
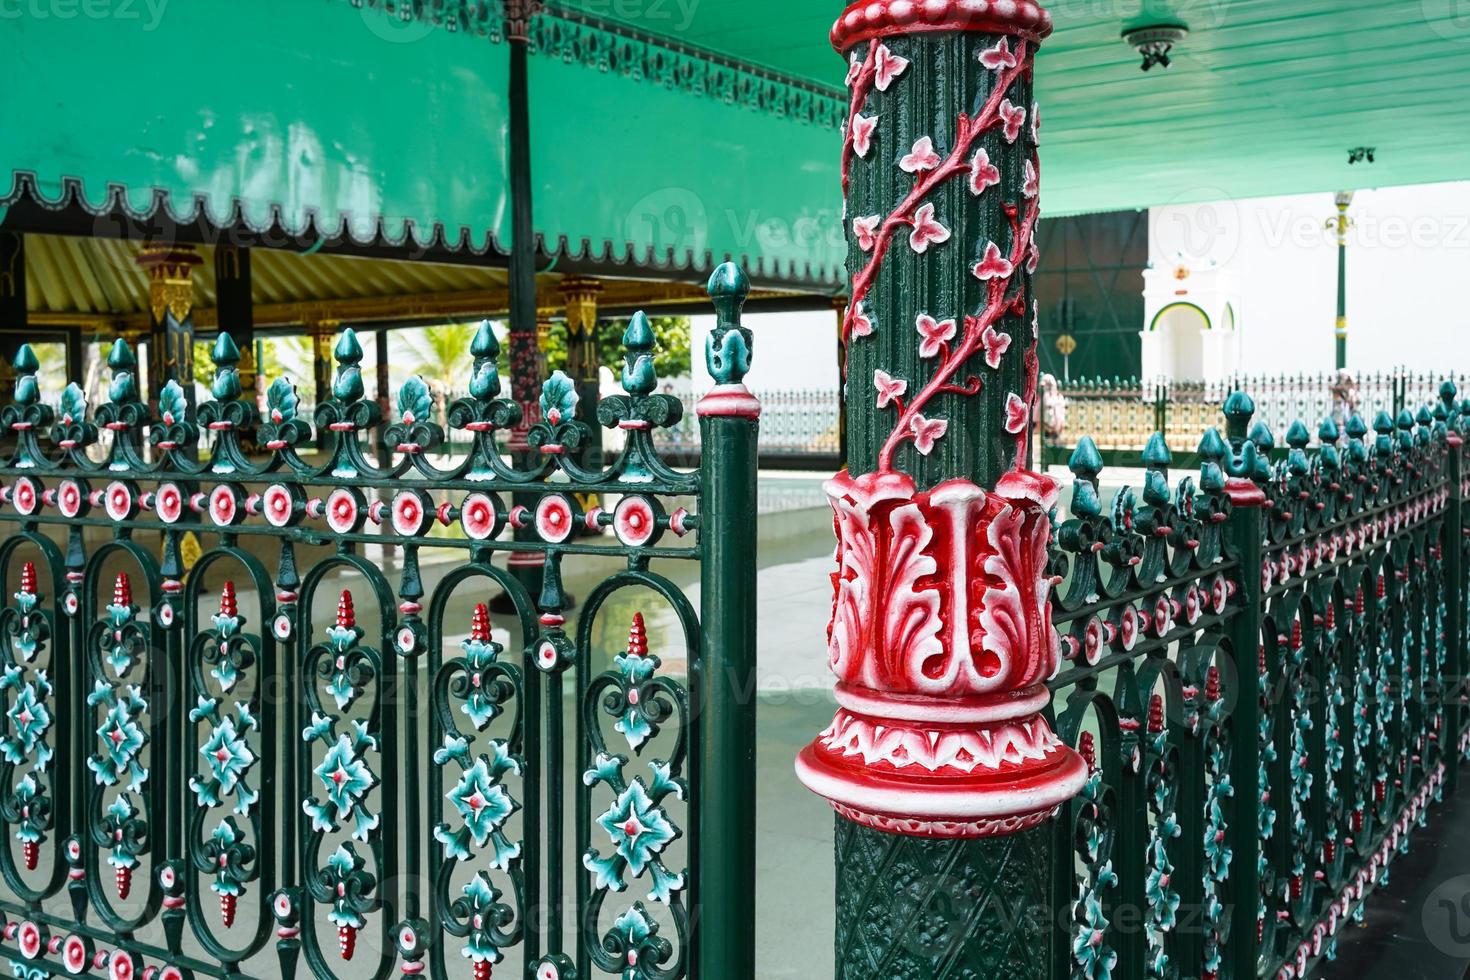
[
  {"left": 1445, "top": 383, "right": 1465, "bottom": 789},
  {"left": 1222, "top": 395, "right": 1267, "bottom": 979},
  {"left": 798, "top": 4, "right": 1086, "bottom": 976},
  {"left": 695, "top": 263, "right": 759, "bottom": 980}
]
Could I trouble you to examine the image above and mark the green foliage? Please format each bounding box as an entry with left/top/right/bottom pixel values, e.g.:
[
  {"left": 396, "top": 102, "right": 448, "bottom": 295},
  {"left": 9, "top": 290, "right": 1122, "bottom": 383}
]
[{"left": 542, "top": 316, "right": 691, "bottom": 379}]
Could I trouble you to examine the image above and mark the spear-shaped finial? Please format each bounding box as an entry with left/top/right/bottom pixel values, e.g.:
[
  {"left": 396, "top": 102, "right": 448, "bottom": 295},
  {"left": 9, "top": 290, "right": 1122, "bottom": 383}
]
[
  {"left": 470, "top": 603, "right": 492, "bottom": 643},
  {"left": 627, "top": 612, "right": 648, "bottom": 657},
  {"left": 1148, "top": 693, "right": 1165, "bottom": 734},
  {"left": 220, "top": 581, "right": 238, "bottom": 618},
  {"left": 337, "top": 590, "right": 356, "bottom": 629},
  {"left": 114, "top": 573, "right": 132, "bottom": 608},
  {"left": 19, "top": 561, "right": 36, "bottom": 596}
]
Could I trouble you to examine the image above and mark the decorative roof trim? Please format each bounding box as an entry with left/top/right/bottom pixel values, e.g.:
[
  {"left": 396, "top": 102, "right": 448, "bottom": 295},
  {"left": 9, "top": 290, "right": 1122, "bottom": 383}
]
[
  {"left": 341, "top": 0, "right": 847, "bottom": 129},
  {"left": 0, "top": 173, "right": 845, "bottom": 289}
]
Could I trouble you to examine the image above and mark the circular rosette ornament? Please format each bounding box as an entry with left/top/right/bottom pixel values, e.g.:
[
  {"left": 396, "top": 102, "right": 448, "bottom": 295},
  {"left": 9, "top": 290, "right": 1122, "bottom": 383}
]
[
  {"left": 392, "top": 918, "right": 433, "bottom": 976},
  {"left": 459, "top": 492, "right": 505, "bottom": 542},
  {"left": 534, "top": 630, "right": 574, "bottom": 674},
  {"left": 260, "top": 483, "right": 305, "bottom": 528},
  {"left": 258, "top": 377, "right": 312, "bottom": 450},
  {"left": 532, "top": 954, "right": 576, "bottom": 980},
  {"left": 382, "top": 376, "right": 444, "bottom": 455},
  {"left": 611, "top": 496, "right": 665, "bottom": 549},
  {"left": 390, "top": 489, "right": 435, "bottom": 538}
]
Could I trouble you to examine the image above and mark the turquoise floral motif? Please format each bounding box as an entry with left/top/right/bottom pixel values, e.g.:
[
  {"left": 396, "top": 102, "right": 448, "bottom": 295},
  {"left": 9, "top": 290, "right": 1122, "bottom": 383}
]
[
  {"left": 1200, "top": 677, "right": 1233, "bottom": 978},
  {"left": 613, "top": 614, "right": 660, "bottom": 752},
  {"left": 539, "top": 372, "right": 580, "bottom": 426},
  {"left": 10, "top": 775, "right": 45, "bottom": 847},
  {"left": 605, "top": 903, "right": 666, "bottom": 979},
  {"left": 457, "top": 872, "right": 509, "bottom": 966},
  {"left": 8, "top": 572, "right": 43, "bottom": 663},
  {"left": 1, "top": 670, "right": 53, "bottom": 768},
  {"left": 432, "top": 749, "right": 521, "bottom": 867},
  {"left": 102, "top": 794, "right": 141, "bottom": 871},
  {"left": 188, "top": 698, "right": 260, "bottom": 815},
  {"left": 206, "top": 818, "right": 251, "bottom": 897},
  {"left": 583, "top": 762, "right": 686, "bottom": 904},
  {"left": 460, "top": 609, "right": 506, "bottom": 731},
  {"left": 324, "top": 611, "right": 367, "bottom": 712},
  {"left": 11, "top": 960, "right": 48, "bottom": 980},
  {"left": 87, "top": 682, "right": 149, "bottom": 791},
  {"left": 325, "top": 843, "right": 371, "bottom": 930},
  {"left": 1073, "top": 891, "right": 1119, "bottom": 980},
  {"left": 102, "top": 584, "right": 144, "bottom": 678},
  {"left": 1071, "top": 735, "right": 1118, "bottom": 980},
  {"left": 210, "top": 590, "right": 246, "bottom": 692},
  {"left": 303, "top": 721, "right": 380, "bottom": 841}
]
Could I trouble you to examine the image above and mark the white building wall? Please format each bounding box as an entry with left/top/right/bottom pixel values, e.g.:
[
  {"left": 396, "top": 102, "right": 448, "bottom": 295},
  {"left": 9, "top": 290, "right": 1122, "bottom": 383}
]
[{"left": 1150, "top": 181, "right": 1470, "bottom": 376}]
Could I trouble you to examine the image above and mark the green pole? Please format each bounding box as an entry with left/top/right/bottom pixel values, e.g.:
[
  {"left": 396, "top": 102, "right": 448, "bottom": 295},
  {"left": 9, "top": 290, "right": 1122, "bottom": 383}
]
[
  {"left": 1330, "top": 192, "right": 1353, "bottom": 371},
  {"left": 695, "top": 264, "right": 759, "bottom": 980},
  {"left": 798, "top": 4, "right": 1085, "bottom": 975}
]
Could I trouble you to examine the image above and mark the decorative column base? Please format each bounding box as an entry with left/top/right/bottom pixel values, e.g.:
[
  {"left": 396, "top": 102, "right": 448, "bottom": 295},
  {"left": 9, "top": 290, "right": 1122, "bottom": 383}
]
[{"left": 834, "top": 819, "right": 1051, "bottom": 979}]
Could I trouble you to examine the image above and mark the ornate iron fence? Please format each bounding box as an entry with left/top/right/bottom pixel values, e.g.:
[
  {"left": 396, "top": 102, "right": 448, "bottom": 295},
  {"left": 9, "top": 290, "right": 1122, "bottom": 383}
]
[
  {"left": 1042, "top": 371, "right": 1462, "bottom": 464},
  {"left": 656, "top": 388, "right": 840, "bottom": 469},
  {"left": 1043, "top": 384, "right": 1468, "bottom": 978},
  {"left": 0, "top": 265, "right": 760, "bottom": 980}
]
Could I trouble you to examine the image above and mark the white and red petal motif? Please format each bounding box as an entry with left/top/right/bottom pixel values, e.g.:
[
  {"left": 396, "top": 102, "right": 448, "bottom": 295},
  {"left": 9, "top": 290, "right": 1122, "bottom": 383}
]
[
  {"left": 535, "top": 495, "right": 575, "bottom": 544},
  {"left": 873, "top": 370, "right": 907, "bottom": 409},
  {"left": 968, "top": 149, "right": 1000, "bottom": 196},
  {"left": 819, "top": 711, "right": 1062, "bottom": 775},
  {"left": 57, "top": 480, "right": 82, "bottom": 518},
  {"left": 108, "top": 948, "right": 134, "bottom": 980},
  {"left": 873, "top": 43, "right": 909, "bottom": 91},
  {"left": 391, "top": 490, "right": 432, "bottom": 537},
  {"left": 460, "top": 492, "right": 499, "bottom": 541},
  {"left": 998, "top": 99, "right": 1026, "bottom": 143},
  {"left": 104, "top": 481, "right": 134, "bottom": 523},
  {"left": 537, "top": 961, "right": 561, "bottom": 980},
  {"left": 978, "top": 37, "right": 1018, "bottom": 71},
  {"left": 613, "top": 495, "right": 658, "bottom": 548},
  {"left": 972, "top": 242, "right": 1014, "bottom": 282},
  {"left": 325, "top": 488, "right": 363, "bottom": 535},
  {"left": 850, "top": 113, "right": 877, "bottom": 158},
  {"left": 848, "top": 302, "right": 874, "bottom": 339},
  {"left": 899, "top": 136, "right": 941, "bottom": 174},
  {"left": 262, "top": 484, "right": 295, "bottom": 528},
  {"left": 916, "top": 314, "right": 956, "bottom": 359},
  {"left": 845, "top": 52, "right": 863, "bottom": 87},
  {"left": 1031, "top": 102, "right": 1041, "bottom": 144},
  {"left": 153, "top": 483, "right": 183, "bottom": 524},
  {"left": 980, "top": 324, "right": 1012, "bottom": 369},
  {"left": 63, "top": 934, "right": 88, "bottom": 974},
  {"left": 209, "top": 485, "right": 241, "bottom": 527},
  {"left": 13, "top": 477, "right": 40, "bottom": 516},
  {"left": 908, "top": 203, "right": 950, "bottom": 254},
  {"left": 1023, "top": 159, "right": 1039, "bottom": 199},
  {"left": 18, "top": 920, "right": 42, "bottom": 959},
  {"left": 910, "top": 414, "right": 949, "bottom": 456},
  {"left": 853, "top": 214, "right": 881, "bottom": 252},
  {"left": 1119, "top": 605, "right": 1140, "bottom": 651},
  {"left": 1026, "top": 239, "right": 1040, "bottom": 274},
  {"left": 1003, "top": 393, "right": 1029, "bottom": 434}
]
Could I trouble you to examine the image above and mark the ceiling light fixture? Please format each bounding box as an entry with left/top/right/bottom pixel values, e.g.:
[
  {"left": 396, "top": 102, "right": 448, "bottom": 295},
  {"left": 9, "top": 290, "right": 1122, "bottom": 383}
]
[{"left": 1123, "top": 24, "right": 1188, "bottom": 72}]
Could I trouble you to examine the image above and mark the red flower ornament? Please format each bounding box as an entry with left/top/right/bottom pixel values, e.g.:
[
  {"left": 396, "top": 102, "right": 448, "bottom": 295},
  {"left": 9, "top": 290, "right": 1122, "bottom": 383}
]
[
  {"left": 999, "top": 99, "right": 1026, "bottom": 143},
  {"left": 850, "top": 113, "right": 878, "bottom": 158},
  {"left": 969, "top": 149, "right": 1000, "bottom": 195},
  {"left": 900, "top": 136, "right": 941, "bottom": 174},
  {"left": 853, "top": 214, "right": 881, "bottom": 252},
  {"left": 972, "top": 242, "right": 1014, "bottom": 282},
  {"left": 916, "top": 314, "right": 957, "bottom": 359},
  {"left": 873, "top": 370, "right": 908, "bottom": 409},
  {"left": 910, "top": 414, "right": 949, "bottom": 455},
  {"left": 979, "top": 38, "right": 1018, "bottom": 70},
  {"left": 1004, "top": 393, "right": 1029, "bottom": 434},
  {"left": 908, "top": 203, "right": 951, "bottom": 254},
  {"left": 848, "top": 302, "right": 874, "bottom": 339},
  {"left": 873, "top": 43, "right": 910, "bottom": 91},
  {"left": 981, "top": 324, "right": 1012, "bottom": 369}
]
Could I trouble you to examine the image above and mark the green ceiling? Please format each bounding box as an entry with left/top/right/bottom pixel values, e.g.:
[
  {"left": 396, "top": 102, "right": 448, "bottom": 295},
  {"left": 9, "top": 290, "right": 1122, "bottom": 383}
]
[{"left": 553, "top": 0, "right": 1470, "bottom": 213}]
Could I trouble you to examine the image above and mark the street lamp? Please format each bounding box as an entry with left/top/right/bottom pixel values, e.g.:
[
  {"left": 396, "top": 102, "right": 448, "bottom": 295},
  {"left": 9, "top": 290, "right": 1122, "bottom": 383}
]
[{"left": 1326, "top": 191, "right": 1355, "bottom": 370}]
